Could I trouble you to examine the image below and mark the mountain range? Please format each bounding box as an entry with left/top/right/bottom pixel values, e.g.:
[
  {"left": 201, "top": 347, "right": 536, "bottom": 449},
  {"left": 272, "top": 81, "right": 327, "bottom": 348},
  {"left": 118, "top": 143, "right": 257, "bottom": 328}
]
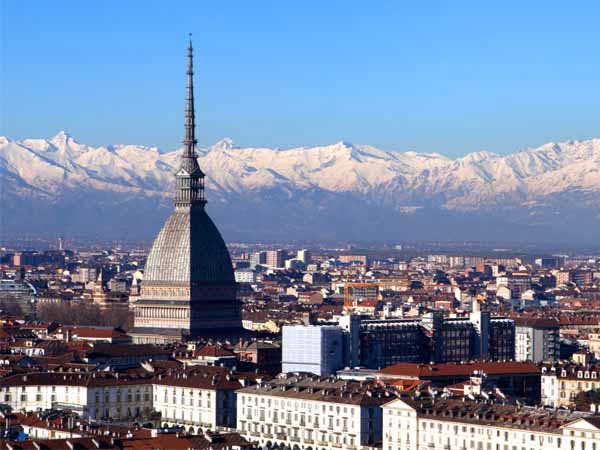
[{"left": 1, "top": 131, "right": 599, "bottom": 243}]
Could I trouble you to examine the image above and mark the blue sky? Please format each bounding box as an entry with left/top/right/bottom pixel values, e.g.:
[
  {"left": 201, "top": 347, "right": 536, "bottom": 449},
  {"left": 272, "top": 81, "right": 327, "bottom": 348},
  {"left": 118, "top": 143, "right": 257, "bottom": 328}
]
[{"left": 2, "top": 1, "right": 600, "bottom": 156}]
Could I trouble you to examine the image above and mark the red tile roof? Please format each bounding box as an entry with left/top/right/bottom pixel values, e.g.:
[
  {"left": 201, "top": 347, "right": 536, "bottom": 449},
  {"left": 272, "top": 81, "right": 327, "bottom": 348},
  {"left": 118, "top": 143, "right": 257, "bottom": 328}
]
[
  {"left": 196, "top": 345, "right": 236, "bottom": 358},
  {"left": 378, "top": 361, "right": 540, "bottom": 379}
]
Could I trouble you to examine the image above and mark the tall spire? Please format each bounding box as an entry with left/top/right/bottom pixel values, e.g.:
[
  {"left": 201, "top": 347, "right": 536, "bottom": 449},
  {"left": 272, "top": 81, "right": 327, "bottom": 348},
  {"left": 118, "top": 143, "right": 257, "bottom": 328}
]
[
  {"left": 175, "top": 34, "right": 206, "bottom": 208},
  {"left": 183, "top": 33, "right": 196, "bottom": 156}
]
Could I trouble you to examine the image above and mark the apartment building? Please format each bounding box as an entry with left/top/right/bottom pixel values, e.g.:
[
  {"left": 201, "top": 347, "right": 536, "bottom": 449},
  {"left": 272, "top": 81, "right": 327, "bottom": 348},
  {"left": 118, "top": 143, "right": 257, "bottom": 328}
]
[
  {"left": 341, "top": 313, "right": 515, "bottom": 370},
  {"left": 237, "top": 373, "right": 394, "bottom": 450},
  {"left": 542, "top": 363, "right": 600, "bottom": 408},
  {"left": 234, "top": 269, "right": 256, "bottom": 284},
  {"left": 266, "top": 250, "right": 287, "bottom": 269},
  {"left": 382, "top": 397, "right": 600, "bottom": 450},
  {"left": 0, "top": 366, "right": 245, "bottom": 432},
  {"left": 515, "top": 318, "right": 560, "bottom": 363},
  {"left": 152, "top": 367, "right": 243, "bottom": 433},
  {"left": 0, "top": 372, "right": 153, "bottom": 421}
]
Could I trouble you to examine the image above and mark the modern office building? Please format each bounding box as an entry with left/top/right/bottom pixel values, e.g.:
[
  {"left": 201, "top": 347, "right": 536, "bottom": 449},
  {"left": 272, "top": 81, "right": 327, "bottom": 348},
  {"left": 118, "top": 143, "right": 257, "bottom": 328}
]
[
  {"left": 296, "top": 249, "right": 312, "bottom": 264},
  {"left": 515, "top": 318, "right": 560, "bottom": 363},
  {"left": 535, "top": 257, "right": 561, "bottom": 268},
  {"left": 316, "top": 313, "right": 515, "bottom": 371},
  {"left": 234, "top": 269, "right": 256, "bottom": 284},
  {"left": 571, "top": 270, "right": 593, "bottom": 286},
  {"left": 248, "top": 251, "right": 267, "bottom": 269},
  {"left": 355, "top": 319, "right": 424, "bottom": 369},
  {"left": 265, "top": 250, "right": 286, "bottom": 269}
]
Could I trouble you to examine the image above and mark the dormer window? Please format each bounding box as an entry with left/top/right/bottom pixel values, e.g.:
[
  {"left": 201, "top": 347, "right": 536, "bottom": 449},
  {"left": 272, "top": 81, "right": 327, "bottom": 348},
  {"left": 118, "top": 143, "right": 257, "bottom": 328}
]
[
  {"left": 592, "top": 372, "right": 597, "bottom": 379},
  {"left": 577, "top": 371, "right": 583, "bottom": 378}
]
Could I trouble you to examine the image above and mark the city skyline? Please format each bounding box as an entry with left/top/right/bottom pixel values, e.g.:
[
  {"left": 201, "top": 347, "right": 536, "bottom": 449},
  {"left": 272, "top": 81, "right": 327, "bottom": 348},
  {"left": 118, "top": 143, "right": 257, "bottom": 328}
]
[
  {"left": 2, "top": 3, "right": 600, "bottom": 450},
  {"left": 3, "top": 1, "right": 600, "bottom": 156}
]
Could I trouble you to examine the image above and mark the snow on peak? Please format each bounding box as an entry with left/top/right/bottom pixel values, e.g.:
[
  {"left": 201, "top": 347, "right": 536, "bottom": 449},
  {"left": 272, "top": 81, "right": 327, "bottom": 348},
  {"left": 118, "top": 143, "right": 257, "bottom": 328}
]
[
  {"left": 48, "top": 130, "right": 86, "bottom": 152},
  {"left": 213, "top": 138, "right": 235, "bottom": 151},
  {"left": 1, "top": 134, "right": 599, "bottom": 213},
  {"left": 334, "top": 140, "right": 355, "bottom": 150},
  {"left": 51, "top": 130, "right": 74, "bottom": 143},
  {"left": 461, "top": 150, "right": 498, "bottom": 163}
]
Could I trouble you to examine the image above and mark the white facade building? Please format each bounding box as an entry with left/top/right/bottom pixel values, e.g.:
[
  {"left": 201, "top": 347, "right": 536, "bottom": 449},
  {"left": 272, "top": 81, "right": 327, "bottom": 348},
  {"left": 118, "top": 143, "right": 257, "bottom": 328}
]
[
  {"left": 0, "top": 367, "right": 242, "bottom": 434},
  {"left": 297, "top": 249, "right": 312, "bottom": 264},
  {"left": 234, "top": 269, "right": 256, "bottom": 283},
  {"left": 152, "top": 368, "right": 242, "bottom": 433},
  {"left": 237, "top": 374, "right": 391, "bottom": 450},
  {"left": 382, "top": 397, "right": 600, "bottom": 450},
  {"left": 282, "top": 325, "right": 344, "bottom": 376},
  {"left": 0, "top": 372, "right": 153, "bottom": 421},
  {"left": 515, "top": 319, "right": 560, "bottom": 363}
]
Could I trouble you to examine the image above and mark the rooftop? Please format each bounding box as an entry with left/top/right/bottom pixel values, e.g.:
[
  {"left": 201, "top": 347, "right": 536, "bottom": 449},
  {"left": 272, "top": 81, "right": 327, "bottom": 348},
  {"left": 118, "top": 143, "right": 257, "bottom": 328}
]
[
  {"left": 237, "top": 373, "right": 395, "bottom": 406},
  {"left": 378, "top": 361, "right": 540, "bottom": 379}
]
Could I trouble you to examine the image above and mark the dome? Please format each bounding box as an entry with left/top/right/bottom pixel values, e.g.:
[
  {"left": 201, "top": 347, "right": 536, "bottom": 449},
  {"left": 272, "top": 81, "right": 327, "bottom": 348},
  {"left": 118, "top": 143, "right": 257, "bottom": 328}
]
[
  {"left": 143, "top": 207, "right": 234, "bottom": 286},
  {"left": 129, "top": 37, "right": 244, "bottom": 345}
]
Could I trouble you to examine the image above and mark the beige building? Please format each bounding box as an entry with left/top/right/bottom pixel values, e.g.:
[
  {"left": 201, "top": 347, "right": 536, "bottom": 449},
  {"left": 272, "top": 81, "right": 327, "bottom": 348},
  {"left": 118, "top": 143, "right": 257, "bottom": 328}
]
[
  {"left": 542, "top": 363, "right": 600, "bottom": 408},
  {"left": 152, "top": 367, "right": 243, "bottom": 433},
  {"left": 589, "top": 330, "right": 600, "bottom": 359},
  {"left": 382, "top": 397, "right": 600, "bottom": 450}
]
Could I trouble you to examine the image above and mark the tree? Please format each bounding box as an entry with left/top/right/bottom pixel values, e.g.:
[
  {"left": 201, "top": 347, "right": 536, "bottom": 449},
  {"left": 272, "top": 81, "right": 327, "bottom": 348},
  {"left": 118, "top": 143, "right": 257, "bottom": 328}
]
[
  {"left": 0, "top": 299, "right": 23, "bottom": 316},
  {"left": 573, "top": 389, "right": 600, "bottom": 410},
  {"left": 36, "top": 302, "right": 133, "bottom": 330}
]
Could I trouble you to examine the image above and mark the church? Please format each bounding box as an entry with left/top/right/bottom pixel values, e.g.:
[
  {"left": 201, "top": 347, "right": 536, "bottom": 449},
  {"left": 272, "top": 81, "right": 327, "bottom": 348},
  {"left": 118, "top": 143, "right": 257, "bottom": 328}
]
[{"left": 129, "top": 38, "right": 243, "bottom": 344}]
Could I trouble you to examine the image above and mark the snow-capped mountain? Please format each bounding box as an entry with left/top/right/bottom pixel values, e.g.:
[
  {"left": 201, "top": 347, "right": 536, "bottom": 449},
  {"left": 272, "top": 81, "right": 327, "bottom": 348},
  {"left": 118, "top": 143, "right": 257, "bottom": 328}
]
[{"left": 1, "top": 131, "right": 599, "bottom": 243}]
